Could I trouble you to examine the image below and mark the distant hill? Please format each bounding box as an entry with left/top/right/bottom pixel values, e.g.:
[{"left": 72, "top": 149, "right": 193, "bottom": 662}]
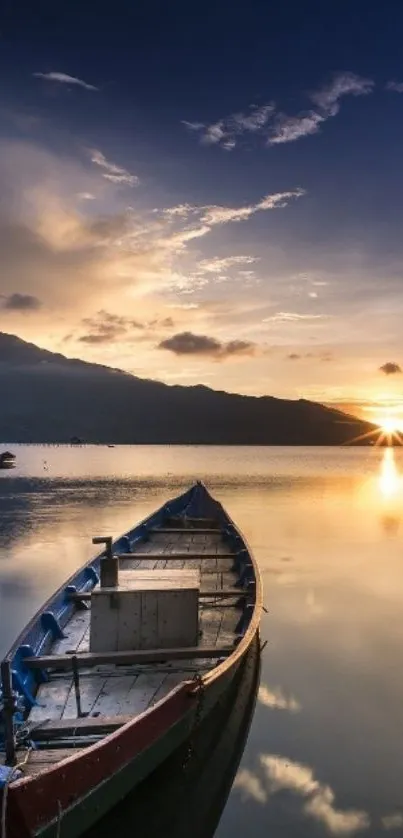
[{"left": 0, "top": 332, "right": 379, "bottom": 445}]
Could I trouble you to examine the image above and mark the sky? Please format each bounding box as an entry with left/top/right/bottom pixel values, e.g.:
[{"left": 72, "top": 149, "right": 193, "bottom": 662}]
[{"left": 2, "top": 0, "right": 403, "bottom": 422}]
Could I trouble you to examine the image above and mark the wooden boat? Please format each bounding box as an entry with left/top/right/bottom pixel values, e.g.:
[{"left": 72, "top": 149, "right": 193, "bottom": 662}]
[{"left": 0, "top": 482, "right": 262, "bottom": 838}]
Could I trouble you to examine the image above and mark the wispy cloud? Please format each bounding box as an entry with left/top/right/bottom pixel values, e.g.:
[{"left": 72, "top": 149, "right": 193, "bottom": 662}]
[
  {"left": 166, "top": 302, "right": 199, "bottom": 310},
  {"left": 232, "top": 106, "right": 275, "bottom": 131},
  {"left": 258, "top": 684, "right": 301, "bottom": 712},
  {"left": 183, "top": 257, "right": 259, "bottom": 288},
  {"left": 182, "top": 121, "right": 205, "bottom": 131},
  {"left": 238, "top": 269, "right": 257, "bottom": 280},
  {"left": 160, "top": 203, "right": 198, "bottom": 219},
  {"left": 33, "top": 72, "right": 98, "bottom": 91},
  {"left": 268, "top": 71, "right": 374, "bottom": 145},
  {"left": 89, "top": 149, "right": 139, "bottom": 186},
  {"left": 160, "top": 190, "right": 305, "bottom": 227},
  {"left": 201, "top": 190, "right": 305, "bottom": 225},
  {"left": 198, "top": 255, "right": 259, "bottom": 273},
  {"left": 310, "top": 72, "right": 374, "bottom": 113},
  {"left": 269, "top": 111, "right": 325, "bottom": 144},
  {"left": 183, "top": 103, "right": 274, "bottom": 150},
  {"left": 263, "top": 311, "right": 327, "bottom": 323},
  {"left": 77, "top": 192, "right": 96, "bottom": 201},
  {"left": 166, "top": 225, "right": 211, "bottom": 248},
  {"left": 159, "top": 189, "right": 305, "bottom": 257},
  {"left": 76, "top": 310, "right": 174, "bottom": 344},
  {"left": 185, "top": 72, "right": 374, "bottom": 150},
  {"left": 78, "top": 310, "right": 144, "bottom": 344},
  {"left": 386, "top": 81, "right": 403, "bottom": 93}
]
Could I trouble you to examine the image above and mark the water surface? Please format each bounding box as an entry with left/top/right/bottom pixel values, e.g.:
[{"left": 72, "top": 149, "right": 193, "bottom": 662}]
[{"left": 1, "top": 445, "right": 403, "bottom": 836}]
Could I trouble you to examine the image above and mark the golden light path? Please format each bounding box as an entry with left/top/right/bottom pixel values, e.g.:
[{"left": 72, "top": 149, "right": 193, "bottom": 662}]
[{"left": 379, "top": 447, "right": 403, "bottom": 498}]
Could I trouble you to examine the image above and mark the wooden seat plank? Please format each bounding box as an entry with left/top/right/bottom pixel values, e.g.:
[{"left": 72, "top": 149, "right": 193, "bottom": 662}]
[
  {"left": 164, "top": 517, "right": 219, "bottom": 527},
  {"left": 118, "top": 552, "right": 235, "bottom": 560},
  {"left": 23, "top": 644, "right": 234, "bottom": 671},
  {"left": 68, "top": 588, "right": 246, "bottom": 603},
  {"left": 150, "top": 528, "right": 222, "bottom": 535}
]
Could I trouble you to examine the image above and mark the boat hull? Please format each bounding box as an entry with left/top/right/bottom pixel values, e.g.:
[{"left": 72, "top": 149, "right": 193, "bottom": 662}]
[{"left": 5, "top": 638, "right": 255, "bottom": 838}]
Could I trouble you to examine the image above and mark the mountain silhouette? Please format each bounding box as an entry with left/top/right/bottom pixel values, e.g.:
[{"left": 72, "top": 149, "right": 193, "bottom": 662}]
[{"left": 0, "top": 332, "right": 379, "bottom": 445}]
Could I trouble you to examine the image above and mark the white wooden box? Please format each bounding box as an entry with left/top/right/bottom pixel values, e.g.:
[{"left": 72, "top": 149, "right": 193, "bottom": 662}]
[{"left": 90, "top": 569, "right": 200, "bottom": 652}]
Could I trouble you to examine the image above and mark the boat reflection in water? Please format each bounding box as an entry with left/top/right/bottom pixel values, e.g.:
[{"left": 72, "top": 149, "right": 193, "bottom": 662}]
[{"left": 84, "top": 635, "right": 261, "bottom": 838}]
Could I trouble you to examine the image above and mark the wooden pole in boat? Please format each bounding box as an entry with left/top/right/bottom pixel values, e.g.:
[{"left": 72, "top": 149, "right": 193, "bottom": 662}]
[
  {"left": 71, "top": 655, "right": 83, "bottom": 718},
  {"left": 93, "top": 536, "right": 118, "bottom": 588},
  {"left": 0, "top": 659, "right": 16, "bottom": 765},
  {"left": 92, "top": 535, "right": 113, "bottom": 559}
]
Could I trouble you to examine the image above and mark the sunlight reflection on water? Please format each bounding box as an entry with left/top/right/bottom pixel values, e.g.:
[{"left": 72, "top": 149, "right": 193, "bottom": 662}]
[{"left": 378, "top": 447, "right": 403, "bottom": 498}]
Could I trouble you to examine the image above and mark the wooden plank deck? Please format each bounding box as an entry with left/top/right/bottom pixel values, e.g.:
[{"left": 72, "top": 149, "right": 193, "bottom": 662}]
[{"left": 25, "top": 521, "right": 243, "bottom": 764}]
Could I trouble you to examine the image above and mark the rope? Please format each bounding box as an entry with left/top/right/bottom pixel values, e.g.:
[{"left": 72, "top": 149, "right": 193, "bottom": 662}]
[
  {"left": 1, "top": 747, "right": 32, "bottom": 838},
  {"left": 15, "top": 718, "right": 51, "bottom": 746}
]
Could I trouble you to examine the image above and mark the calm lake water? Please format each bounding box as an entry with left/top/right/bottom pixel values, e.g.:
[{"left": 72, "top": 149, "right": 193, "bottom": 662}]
[{"left": 1, "top": 445, "right": 403, "bottom": 836}]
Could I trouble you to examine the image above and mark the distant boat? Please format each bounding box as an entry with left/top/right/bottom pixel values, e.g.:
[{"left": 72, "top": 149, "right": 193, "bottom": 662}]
[
  {"left": 70, "top": 436, "right": 83, "bottom": 445},
  {"left": 0, "top": 482, "right": 262, "bottom": 837},
  {"left": 0, "top": 451, "right": 15, "bottom": 469}
]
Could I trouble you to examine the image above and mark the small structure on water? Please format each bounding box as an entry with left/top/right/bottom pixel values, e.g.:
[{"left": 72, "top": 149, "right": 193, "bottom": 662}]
[{"left": 0, "top": 451, "right": 15, "bottom": 469}]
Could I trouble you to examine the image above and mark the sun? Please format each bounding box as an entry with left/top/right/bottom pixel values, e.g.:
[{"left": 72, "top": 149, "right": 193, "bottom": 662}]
[
  {"left": 341, "top": 406, "right": 403, "bottom": 446},
  {"left": 372, "top": 415, "right": 403, "bottom": 444},
  {"left": 380, "top": 417, "right": 401, "bottom": 434}
]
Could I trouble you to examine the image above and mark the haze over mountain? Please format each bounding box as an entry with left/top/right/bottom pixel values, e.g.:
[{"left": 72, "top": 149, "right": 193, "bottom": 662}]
[{"left": 0, "top": 333, "right": 379, "bottom": 445}]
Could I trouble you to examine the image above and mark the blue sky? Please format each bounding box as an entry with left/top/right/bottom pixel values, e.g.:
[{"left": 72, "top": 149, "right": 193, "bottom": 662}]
[{"left": 2, "top": 0, "right": 403, "bottom": 419}]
